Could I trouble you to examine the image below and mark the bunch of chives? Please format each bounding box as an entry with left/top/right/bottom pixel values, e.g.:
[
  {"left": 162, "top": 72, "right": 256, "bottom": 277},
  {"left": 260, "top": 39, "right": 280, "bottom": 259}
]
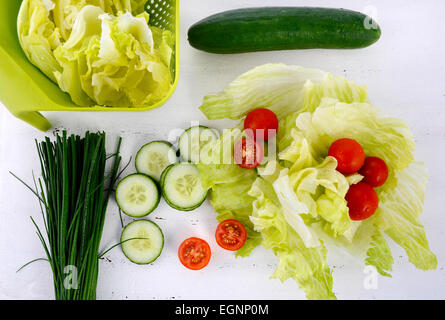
[{"left": 14, "top": 131, "right": 122, "bottom": 300}]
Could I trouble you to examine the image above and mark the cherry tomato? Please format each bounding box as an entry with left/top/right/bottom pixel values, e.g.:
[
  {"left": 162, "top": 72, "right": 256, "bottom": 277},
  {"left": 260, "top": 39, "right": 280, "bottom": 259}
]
[
  {"left": 359, "top": 157, "right": 389, "bottom": 187},
  {"left": 178, "top": 237, "right": 211, "bottom": 270},
  {"left": 234, "top": 137, "right": 264, "bottom": 169},
  {"left": 215, "top": 219, "right": 247, "bottom": 251},
  {"left": 328, "top": 138, "right": 365, "bottom": 174},
  {"left": 345, "top": 182, "right": 379, "bottom": 221},
  {"left": 244, "top": 108, "right": 279, "bottom": 141}
]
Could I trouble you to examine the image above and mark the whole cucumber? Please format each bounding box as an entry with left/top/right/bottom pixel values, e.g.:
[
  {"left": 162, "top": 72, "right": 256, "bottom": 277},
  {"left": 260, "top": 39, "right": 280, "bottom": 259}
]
[{"left": 188, "top": 7, "right": 381, "bottom": 53}]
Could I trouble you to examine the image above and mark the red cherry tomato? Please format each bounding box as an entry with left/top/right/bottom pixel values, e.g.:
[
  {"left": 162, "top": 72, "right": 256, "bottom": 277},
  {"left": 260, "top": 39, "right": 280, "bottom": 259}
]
[
  {"left": 328, "top": 138, "right": 365, "bottom": 174},
  {"left": 178, "top": 237, "right": 211, "bottom": 270},
  {"left": 345, "top": 182, "right": 379, "bottom": 221},
  {"left": 359, "top": 157, "right": 389, "bottom": 187},
  {"left": 244, "top": 108, "right": 279, "bottom": 141},
  {"left": 234, "top": 137, "right": 264, "bottom": 169},
  {"left": 215, "top": 219, "right": 247, "bottom": 251}
]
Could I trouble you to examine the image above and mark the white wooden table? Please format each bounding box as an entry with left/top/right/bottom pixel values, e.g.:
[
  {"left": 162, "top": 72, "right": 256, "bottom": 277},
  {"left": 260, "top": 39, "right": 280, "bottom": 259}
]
[{"left": 1, "top": 0, "right": 444, "bottom": 299}]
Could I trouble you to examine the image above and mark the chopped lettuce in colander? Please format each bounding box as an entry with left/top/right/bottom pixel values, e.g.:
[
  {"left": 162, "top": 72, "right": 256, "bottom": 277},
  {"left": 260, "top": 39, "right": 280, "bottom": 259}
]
[{"left": 18, "top": 0, "right": 173, "bottom": 107}]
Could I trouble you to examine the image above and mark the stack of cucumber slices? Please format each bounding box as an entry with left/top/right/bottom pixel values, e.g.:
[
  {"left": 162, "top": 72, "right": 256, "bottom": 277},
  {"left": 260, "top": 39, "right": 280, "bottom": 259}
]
[{"left": 116, "top": 126, "right": 218, "bottom": 265}]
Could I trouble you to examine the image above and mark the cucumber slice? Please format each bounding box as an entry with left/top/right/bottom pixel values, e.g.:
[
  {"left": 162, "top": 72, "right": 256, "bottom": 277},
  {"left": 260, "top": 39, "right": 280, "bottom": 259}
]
[
  {"left": 116, "top": 174, "right": 160, "bottom": 217},
  {"left": 161, "top": 162, "right": 208, "bottom": 211},
  {"left": 121, "top": 219, "right": 164, "bottom": 265},
  {"left": 135, "top": 141, "right": 178, "bottom": 181},
  {"left": 178, "top": 126, "right": 218, "bottom": 163}
]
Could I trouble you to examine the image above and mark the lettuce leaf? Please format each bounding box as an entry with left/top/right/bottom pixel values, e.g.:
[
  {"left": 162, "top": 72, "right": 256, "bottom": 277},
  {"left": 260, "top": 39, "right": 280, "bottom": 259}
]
[
  {"left": 272, "top": 169, "right": 320, "bottom": 248},
  {"left": 277, "top": 133, "right": 353, "bottom": 240},
  {"left": 50, "top": 0, "right": 136, "bottom": 40},
  {"left": 204, "top": 177, "right": 262, "bottom": 257},
  {"left": 196, "top": 128, "right": 262, "bottom": 256},
  {"left": 300, "top": 73, "right": 369, "bottom": 113},
  {"left": 277, "top": 74, "right": 368, "bottom": 153},
  {"left": 18, "top": 0, "right": 173, "bottom": 107},
  {"left": 200, "top": 64, "right": 327, "bottom": 120},
  {"left": 291, "top": 98, "right": 415, "bottom": 170},
  {"left": 375, "top": 162, "right": 437, "bottom": 270},
  {"left": 210, "top": 181, "right": 262, "bottom": 257},
  {"left": 365, "top": 228, "right": 394, "bottom": 277},
  {"left": 197, "top": 64, "right": 436, "bottom": 299},
  {"left": 129, "top": 0, "right": 149, "bottom": 15},
  {"left": 249, "top": 178, "right": 336, "bottom": 300},
  {"left": 282, "top": 98, "right": 436, "bottom": 271},
  {"left": 18, "top": 0, "right": 63, "bottom": 82},
  {"left": 53, "top": 9, "right": 172, "bottom": 107}
]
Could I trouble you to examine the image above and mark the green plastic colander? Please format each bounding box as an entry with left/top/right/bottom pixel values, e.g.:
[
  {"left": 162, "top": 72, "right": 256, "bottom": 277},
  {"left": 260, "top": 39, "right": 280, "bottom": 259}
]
[{"left": 0, "top": 0, "right": 179, "bottom": 131}]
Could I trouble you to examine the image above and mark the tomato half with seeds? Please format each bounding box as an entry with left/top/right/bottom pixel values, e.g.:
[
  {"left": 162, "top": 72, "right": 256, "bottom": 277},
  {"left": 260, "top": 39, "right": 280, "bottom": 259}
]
[
  {"left": 178, "top": 237, "right": 211, "bottom": 270},
  {"left": 234, "top": 137, "right": 264, "bottom": 169},
  {"left": 215, "top": 219, "right": 247, "bottom": 251}
]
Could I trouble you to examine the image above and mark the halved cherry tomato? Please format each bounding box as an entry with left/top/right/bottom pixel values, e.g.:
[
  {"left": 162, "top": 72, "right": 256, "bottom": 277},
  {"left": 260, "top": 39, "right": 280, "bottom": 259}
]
[
  {"left": 345, "top": 182, "right": 379, "bottom": 221},
  {"left": 215, "top": 219, "right": 247, "bottom": 251},
  {"left": 234, "top": 137, "right": 263, "bottom": 169},
  {"left": 328, "top": 138, "right": 365, "bottom": 174},
  {"left": 244, "top": 108, "right": 279, "bottom": 141},
  {"left": 359, "top": 157, "right": 389, "bottom": 187},
  {"left": 178, "top": 237, "right": 211, "bottom": 270}
]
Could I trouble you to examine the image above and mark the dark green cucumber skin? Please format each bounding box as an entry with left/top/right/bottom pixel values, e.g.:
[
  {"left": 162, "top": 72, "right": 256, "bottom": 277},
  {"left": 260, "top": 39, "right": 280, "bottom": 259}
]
[{"left": 188, "top": 7, "right": 381, "bottom": 53}]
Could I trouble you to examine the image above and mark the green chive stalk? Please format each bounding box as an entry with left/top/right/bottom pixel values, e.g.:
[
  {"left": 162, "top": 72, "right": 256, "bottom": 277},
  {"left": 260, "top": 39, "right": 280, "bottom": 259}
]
[{"left": 15, "top": 131, "right": 122, "bottom": 300}]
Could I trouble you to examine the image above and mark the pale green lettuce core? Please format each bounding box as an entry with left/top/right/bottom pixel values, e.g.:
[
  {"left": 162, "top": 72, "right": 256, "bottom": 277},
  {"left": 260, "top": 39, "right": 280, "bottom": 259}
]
[
  {"left": 18, "top": 0, "right": 173, "bottom": 107},
  {"left": 198, "top": 64, "right": 436, "bottom": 299}
]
